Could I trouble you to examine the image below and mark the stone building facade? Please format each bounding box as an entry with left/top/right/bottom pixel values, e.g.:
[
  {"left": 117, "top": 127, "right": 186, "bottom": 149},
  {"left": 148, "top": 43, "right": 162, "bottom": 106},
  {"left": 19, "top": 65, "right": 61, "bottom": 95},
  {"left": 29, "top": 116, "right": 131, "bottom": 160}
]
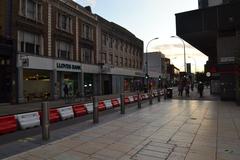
[{"left": 0, "top": 0, "right": 144, "bottom": 103}]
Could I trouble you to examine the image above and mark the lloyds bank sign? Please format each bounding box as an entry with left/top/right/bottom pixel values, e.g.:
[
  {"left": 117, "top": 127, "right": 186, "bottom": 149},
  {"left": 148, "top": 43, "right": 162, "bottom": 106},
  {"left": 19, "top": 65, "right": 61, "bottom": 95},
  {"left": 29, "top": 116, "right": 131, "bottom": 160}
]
[{"left": 56, "top": 62, "right": 81, "bottom": 72}]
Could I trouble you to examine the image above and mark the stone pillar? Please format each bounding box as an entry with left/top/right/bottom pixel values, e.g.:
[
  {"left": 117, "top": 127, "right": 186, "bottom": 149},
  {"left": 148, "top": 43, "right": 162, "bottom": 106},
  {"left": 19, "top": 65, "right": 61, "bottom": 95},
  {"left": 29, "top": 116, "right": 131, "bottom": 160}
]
[
  {"left": 17, "top": 67, "right": 24, "bottom": 103},
  {"left": 51, "top": 70, "right": 58, "bottom": 100},
  {"left": 77, "top": 72, "right": 81, "bottom": 97},
  {"left": 80, "top": 72, "right": 84, "bottom": 97},
  {"left": 93, "top": 74, "right": 99, "bottom": 96}
]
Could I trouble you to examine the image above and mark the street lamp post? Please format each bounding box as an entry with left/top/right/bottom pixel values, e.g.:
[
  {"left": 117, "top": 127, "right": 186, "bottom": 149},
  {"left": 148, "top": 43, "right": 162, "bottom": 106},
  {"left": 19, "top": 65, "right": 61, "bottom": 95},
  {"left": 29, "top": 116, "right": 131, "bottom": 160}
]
[
  {"left": 171, "top": 36, "right": 186, "bottom": 72},
  {"left": 188, "top": 56, "right": 197, "bottom": 73},
  {"left": 145, "top": 37, "right": 159, "bottom": 92}
]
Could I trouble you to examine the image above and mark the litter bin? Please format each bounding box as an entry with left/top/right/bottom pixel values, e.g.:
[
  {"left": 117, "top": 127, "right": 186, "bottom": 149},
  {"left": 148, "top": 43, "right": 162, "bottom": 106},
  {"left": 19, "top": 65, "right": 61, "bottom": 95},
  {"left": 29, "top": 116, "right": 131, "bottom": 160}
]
[{"left": 167, "top": 88, "right": 172, "bottom": 98}]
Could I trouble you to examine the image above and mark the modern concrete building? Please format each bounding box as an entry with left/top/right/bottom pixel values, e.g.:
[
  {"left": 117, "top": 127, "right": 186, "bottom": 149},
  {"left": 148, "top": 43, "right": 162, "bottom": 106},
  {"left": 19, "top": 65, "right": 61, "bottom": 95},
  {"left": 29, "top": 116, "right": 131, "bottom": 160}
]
[
  {"left": 0, "top": 0, "right": 144, "bottom": 104},
  {"left": 176, "top": 0, "right": 240, "bottom": 101},
  {"left": 144, "top": 52, "right": 167, "bottom": 89}
]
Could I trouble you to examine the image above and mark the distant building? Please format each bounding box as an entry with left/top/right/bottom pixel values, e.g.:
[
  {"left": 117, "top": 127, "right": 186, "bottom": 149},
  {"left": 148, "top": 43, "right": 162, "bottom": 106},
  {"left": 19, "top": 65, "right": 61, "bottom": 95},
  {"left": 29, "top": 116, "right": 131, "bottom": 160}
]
[
  {"left": 144, "top": 52, "right": 166, "bottom": 89},
  {"left": 167, "top": 64, "right": 180, "bottom": 86}
]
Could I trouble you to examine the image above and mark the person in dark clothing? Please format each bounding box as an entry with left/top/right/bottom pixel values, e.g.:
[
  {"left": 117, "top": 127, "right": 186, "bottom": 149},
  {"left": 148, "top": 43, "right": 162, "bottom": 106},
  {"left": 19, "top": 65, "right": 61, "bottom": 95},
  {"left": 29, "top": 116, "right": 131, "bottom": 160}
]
[
  {"left": 178, "top": 82, "right": 183, "bottom": 96},
  {"left": 185, "top": 84, "right": 190, "bottom": 97},
  {"left": 191, "top": 82, "right": 194, "bottom": 91},
  {"left": 198, "top": 82, "right": 204, "bottom": 98},
  {"left": 63, "top": 84, "right": 69, "bottom": 99}
]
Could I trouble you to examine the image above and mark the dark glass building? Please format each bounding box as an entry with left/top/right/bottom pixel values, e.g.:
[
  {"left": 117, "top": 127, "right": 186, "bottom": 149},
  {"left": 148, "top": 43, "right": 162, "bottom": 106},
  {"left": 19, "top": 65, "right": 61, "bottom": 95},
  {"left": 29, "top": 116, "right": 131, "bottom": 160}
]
[{"left": 176, "top": 0, "right": 240, "bottom": 101}]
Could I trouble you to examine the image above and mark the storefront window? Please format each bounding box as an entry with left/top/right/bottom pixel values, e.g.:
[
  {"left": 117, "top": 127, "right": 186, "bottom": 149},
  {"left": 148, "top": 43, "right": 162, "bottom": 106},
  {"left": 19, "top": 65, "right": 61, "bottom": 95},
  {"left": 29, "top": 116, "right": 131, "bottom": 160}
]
[
  {"left": 23, "top": 69, "right": 50, "bottom": 102},
  {"left": 84, "top": 73, "right": 93, "bottom": 96}
]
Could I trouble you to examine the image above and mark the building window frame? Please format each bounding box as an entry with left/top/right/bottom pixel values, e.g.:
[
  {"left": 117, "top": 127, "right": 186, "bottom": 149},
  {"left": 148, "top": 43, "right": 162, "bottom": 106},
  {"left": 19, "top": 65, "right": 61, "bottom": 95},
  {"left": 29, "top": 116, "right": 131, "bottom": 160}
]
[
  {"left": 56, "top": 12, "right": 73, "bottom": 33},
  {"left": 55, "top": 41, "right": 73, "bottom": 60},
  {"left": 81, "top": 48, "right": 93, "bottom": 64},
  {"left": 19, "top": 0, "right": 43, "bottom": 22},
  {"left": 82, "top": 23, "right": 94, "bottom": 41},
  {"left": 18, "top": 31, "right": 43, "bottom": 55}
]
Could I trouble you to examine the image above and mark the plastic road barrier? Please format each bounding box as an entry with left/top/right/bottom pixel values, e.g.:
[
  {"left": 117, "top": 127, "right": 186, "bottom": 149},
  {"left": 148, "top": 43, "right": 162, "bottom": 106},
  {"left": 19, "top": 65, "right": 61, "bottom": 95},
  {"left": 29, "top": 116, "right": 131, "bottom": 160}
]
[
  {"left": 141, "top": 94, "right": 146, "bottom": 100},
  {"left": 57, "top": 106, "right": 74, "bottom": 120},
  {"left": 124, "top": 97, "right": 130, "bottom": 104},
  {"left": 85, "top": 103, "right": 93, "bottom": 113},
  {"left": 104, "top": 100, "right": 113, "bottom": 109},
  {"left": 0, "top": 115, "right": 17, "bottom": 135},
  {"left": 128, "top": 96, "right": 135, "bottom": 103},
  {"left": 111, "top": 99, "right": 120, "bottom": 107},
  {"left": 49, "top": 109, "right": 61, "bottom": 123},
  {"left": 16, "top": 112, "right": 40, "bottom": 130},
  {"left": 133, "top": 95, "right": 139, "bottom": 101},
  {"left": 73, "top": 104, "right": 88, "bottom": 117},
  {"left": 98, "top": 101, "right": 106, "bottom": 111},
  {"left": 117, "top": 98, "right": 121, "bottom": 104},
  {"left": 39, "top": 109, "right": 61, "bottom": 123},
  {"left": 144, "top": 93, "right": 149, "bottom": 99}
]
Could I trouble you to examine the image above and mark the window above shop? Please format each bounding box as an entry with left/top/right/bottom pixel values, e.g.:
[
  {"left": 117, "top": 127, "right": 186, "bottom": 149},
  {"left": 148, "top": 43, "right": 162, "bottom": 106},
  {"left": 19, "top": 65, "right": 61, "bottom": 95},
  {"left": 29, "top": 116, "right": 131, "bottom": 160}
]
[
  {"left": 81, "top": 48, "right": 93, "bottom": 64},
  {"left": 19, "top": 0, "right": 43, "bottom": 22},
  {"left": 82, "top": 23, "right": 93, "bottom": 41},
  {"left": 102, "top": 34, "right": 108, "bottom": 46},
  {"left": 18, "top": 31, "right": 43, "bottom": 55},
  {"left": 57, "top": 12, "right": 73, "bottom": 33},
  {"left": 56, "top": 41, "right": 73, "bottom": 60}
]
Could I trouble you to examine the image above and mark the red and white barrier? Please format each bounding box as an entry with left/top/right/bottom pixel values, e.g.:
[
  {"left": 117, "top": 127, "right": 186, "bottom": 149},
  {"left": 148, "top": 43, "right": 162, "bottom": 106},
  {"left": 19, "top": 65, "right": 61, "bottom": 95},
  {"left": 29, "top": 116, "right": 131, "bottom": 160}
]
[
  {"left": 128, "top": 96, "right": 135, "bottom": 103},
  {"left": 104, "top": 100, "right": 113, "bottom": 109},
  {"left": 73, "top": 104, "right": 88, "bottom": 117},
  {"left": 57, "top": 106, "right": 74, "bottom": 120},
  {"left": 85, "top": 103, "right": 93, "bottom": 113},
  {"left": 16, "top": 112, "right": 40, "bottom": 130},
  {"left": 0, "top": 115, "right": 17, "bottom": 134}
]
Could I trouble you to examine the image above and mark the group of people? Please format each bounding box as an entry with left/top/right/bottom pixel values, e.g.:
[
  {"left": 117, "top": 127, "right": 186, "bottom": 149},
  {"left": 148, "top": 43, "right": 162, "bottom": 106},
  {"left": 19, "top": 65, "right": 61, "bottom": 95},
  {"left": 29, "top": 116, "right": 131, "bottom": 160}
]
[{"left": 178, "top": 81, "right": 204, "bottom": 98}]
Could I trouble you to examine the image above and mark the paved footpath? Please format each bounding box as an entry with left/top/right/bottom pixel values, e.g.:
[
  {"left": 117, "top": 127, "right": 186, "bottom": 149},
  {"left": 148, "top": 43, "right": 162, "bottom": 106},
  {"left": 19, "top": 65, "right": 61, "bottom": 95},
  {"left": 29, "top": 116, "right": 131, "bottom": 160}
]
[{"left": 4, "top": 100, "right": 240, "bottom": 160}]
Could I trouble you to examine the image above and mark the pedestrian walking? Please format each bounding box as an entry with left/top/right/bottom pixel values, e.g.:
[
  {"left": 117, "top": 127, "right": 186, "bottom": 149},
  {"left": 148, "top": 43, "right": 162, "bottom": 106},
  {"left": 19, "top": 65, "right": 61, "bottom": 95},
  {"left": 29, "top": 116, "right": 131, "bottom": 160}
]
[
  {"left": 164, "top": 84, "right": 168, "bottom": 100},
  {"left": 198, "top": 81, "right": 204, "bottom": 98},
  {"left": 191, "top": 82, "right": 194, "bottom": 91},
  {"left": 185, "top": 84, "right": 190, "bottom": 97},
  {"left": 63, "top": 84, "right": 69, "bottom": 102},
  {"left": 178, "top": 82, "right": 183, "bottom": 96}
]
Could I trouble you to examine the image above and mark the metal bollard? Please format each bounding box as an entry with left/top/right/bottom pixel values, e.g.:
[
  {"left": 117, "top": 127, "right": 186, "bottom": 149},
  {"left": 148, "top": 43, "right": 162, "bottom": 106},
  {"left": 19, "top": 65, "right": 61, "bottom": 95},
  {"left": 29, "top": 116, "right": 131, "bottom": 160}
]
[
  {"left": 149, "top": 91, "right": 153, "bottom": 105},
  {"left": 120, "top": 93, "right": 125, "bottom": 114},
  {"left": 137, "top": 91, "right": 141, "bottom": 109},
  {"left": 93, "top": 96, "right": 99, "bottom": 124},
  {"left": 158, "top": 89, "right": 161, "bottom": 102},
  {"left": 41, "top": 102, "right": 50, "bottom": 141}
]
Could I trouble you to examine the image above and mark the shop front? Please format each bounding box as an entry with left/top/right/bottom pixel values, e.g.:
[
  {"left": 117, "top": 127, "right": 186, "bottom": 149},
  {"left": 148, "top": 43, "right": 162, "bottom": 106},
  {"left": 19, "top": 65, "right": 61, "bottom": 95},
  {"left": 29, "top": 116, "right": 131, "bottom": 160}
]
[
  {"left": 110, "top": 68, "right": 144, "bottom": 93},
  {"left": 23, "top": 69, "right": 51, "bottom": 102},
  {"left": 17, "top": 55, "right": 83, "bottom": 103}
]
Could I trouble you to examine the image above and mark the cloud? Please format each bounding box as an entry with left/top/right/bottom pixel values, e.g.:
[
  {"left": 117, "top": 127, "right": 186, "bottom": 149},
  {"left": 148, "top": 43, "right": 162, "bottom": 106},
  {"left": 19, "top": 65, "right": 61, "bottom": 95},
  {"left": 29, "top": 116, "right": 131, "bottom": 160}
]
[
  {"left": 74, "top": 0, "right": 96, "bottom": 6},
  {"left": 86, "top": 0, "right": 96, "bottom": 6}
]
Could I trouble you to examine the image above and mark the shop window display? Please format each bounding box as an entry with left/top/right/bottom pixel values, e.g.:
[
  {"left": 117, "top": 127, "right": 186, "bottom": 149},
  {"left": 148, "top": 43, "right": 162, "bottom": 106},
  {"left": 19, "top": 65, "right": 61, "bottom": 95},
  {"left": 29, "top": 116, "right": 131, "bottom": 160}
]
[{"left": 23, "top": 70, "right": 50, "bottom": 102}]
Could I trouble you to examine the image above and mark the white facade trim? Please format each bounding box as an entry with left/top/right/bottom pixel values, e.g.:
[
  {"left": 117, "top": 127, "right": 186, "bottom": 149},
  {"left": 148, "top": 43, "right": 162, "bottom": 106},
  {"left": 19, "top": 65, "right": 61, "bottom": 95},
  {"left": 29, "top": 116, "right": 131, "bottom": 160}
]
[{"left": 17, "top": 54, "right": 144, "bottom": 76}]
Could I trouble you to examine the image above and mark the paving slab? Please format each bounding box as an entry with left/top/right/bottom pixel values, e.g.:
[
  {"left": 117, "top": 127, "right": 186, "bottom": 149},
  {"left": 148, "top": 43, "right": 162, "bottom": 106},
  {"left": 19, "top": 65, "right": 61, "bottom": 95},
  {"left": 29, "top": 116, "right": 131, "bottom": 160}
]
[{"left": 3, "top": 99, "right": 240, "bottom": 160}]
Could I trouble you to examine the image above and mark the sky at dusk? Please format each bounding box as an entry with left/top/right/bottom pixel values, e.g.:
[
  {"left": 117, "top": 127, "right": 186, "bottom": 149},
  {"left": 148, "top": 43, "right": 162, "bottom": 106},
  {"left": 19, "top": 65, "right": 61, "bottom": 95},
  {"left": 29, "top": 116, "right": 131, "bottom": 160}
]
[{"left": 74, "top": 0, "right": 208, "bottom": 72}]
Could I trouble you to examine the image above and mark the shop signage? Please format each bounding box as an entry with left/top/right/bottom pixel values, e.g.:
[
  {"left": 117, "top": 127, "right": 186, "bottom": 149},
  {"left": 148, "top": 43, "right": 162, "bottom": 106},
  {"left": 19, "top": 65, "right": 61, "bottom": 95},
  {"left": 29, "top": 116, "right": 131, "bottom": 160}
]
[
  {"left": 20, "top": 55, "right": 29, "bottom": 67},
  {"left": 135, "top": 72, "right": 144, "bottom": 76},
  {"left": 220, "top": 57, "right": 235, "bottom": 63},
  {"left": 56, "top": 63, "right": 81, "bottom": 71}
]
